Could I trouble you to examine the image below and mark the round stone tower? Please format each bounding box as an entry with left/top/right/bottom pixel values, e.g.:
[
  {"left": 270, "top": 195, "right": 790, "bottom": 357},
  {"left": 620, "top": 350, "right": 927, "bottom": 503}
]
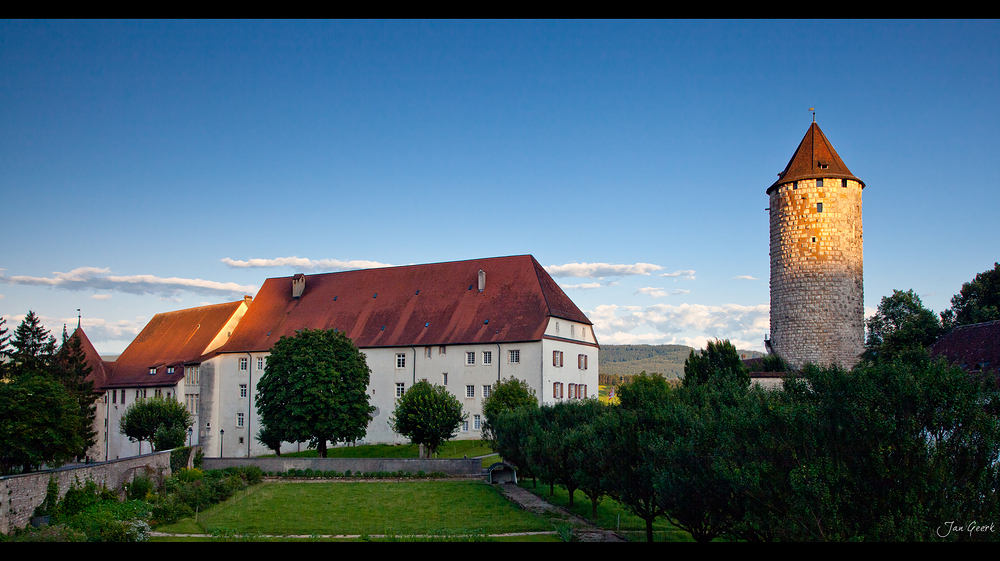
[{"left": 767, "top": 121, "right": 864, "bottom": 370}]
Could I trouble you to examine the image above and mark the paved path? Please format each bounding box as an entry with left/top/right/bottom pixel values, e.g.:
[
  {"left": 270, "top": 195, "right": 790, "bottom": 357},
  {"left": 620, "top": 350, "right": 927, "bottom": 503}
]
[{"left": 495, "top": 483, "right": 626, "bottom": 542}]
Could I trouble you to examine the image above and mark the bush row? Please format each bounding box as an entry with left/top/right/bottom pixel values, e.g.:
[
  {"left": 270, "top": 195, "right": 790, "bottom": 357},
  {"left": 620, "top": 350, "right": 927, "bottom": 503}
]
[{"left": 267, "top": 468, "right": 449, "bottom": 479}]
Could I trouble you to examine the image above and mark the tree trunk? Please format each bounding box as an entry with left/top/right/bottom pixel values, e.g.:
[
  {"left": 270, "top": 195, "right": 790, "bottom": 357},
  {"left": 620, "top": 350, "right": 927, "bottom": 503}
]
[
  {"left": 646, "top": 517, "right": 654, "bottom": 543},
  {"left": 318, "top": 439, "right": 327, "bottom": 458}
]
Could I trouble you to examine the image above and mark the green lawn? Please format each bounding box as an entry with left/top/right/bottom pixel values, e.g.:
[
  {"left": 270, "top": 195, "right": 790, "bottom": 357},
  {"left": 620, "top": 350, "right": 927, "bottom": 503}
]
[
  {"left": 516, "top": 480, "right": 695, "bottom": 542},
  {"left": 156, "top": 480, "right": 557, "bottom": 540}
]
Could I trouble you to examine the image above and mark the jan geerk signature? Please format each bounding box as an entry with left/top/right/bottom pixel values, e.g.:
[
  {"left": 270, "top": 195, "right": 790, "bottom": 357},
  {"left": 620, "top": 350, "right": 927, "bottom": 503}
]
[{"left": 936, "top": 520, "right": 996, "bottom": 538}]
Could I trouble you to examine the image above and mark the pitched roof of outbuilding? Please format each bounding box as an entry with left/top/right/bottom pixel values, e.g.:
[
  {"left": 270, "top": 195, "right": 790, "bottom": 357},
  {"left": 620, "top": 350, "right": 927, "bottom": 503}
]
[
  {"left": 930, "top": 320, "right": 1000, "bottom": 374},
  {"left": 103, "top": 301, "right": 245, "bottom": 388},
  {"left": 68, "top": 327, "right": 110, "bottom": 392},
  {"left": 768, "top": 122, "right": 864, "bottom": 193},
  {"left": 217, "top": 255, "right": 593, "bottom": 353}
]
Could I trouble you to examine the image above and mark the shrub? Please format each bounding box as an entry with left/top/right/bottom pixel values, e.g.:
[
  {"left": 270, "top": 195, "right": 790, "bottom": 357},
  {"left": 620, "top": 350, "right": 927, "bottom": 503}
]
[
  {"left": 176, "top": 467, "right": 204, "bottom": 483},
  {"left": 127, "top": 475, "right": 153, "bottom": 501},
  {"left": 170, "top": 446, "right": 193, "bottom": 473}
]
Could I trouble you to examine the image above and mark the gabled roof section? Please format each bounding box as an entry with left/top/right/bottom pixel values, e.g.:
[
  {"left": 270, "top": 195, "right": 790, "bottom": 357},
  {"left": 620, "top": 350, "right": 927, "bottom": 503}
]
[
  {"left": 930, "top": 320, "right": 1000, "bottom": 375},
  {"left": 69, "top": 327, "right": 110, "bottom": 392},
  {"left": 104, "top": 300, "right": 246, "bottom": 388},
  {"left": 218, "top": 255, "right": 593, "bottom": 353},
  {"left": 768, "top": 122, "right": 864, "bottom": 193}
]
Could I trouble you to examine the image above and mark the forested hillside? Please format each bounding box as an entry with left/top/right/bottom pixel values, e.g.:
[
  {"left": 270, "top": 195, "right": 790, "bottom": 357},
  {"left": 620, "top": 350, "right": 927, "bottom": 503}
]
[{"left": 598, "top": 344, "right": 765, "bottom": 383}]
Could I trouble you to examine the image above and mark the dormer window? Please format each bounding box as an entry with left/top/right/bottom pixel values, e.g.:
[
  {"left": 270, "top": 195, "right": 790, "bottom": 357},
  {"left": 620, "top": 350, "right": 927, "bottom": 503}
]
[
  {"left": 149, "top": 367, "right": 156, "bottom": 375},
  {"left": 167, "top": 366, "right": 174, "bottom": 374}
]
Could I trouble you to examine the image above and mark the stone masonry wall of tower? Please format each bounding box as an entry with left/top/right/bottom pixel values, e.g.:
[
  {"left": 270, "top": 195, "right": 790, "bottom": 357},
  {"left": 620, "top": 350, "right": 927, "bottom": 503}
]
[{"left": 769, "top": 177, "right": 864, "bottom": 370}]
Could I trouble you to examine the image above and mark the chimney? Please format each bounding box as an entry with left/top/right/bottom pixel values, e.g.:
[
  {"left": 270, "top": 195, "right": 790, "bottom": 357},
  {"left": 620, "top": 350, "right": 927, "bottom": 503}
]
[
  {"left": 292, "top": 274, "right": 306, "bottom": 299},
  {"left": 478, "top": 269, "right": 486, "bottom": 292},
  {"left": 244, "top": 295, "right": 253, "bottom": 307}
]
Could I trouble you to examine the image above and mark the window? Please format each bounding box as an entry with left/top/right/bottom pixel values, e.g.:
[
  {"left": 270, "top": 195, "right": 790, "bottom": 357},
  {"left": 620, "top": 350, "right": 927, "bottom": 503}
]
[
  {"left": 155, "top": 388, "right": 163, "bottom": 398},
  {"left": 580, "top": 384, "right": 587, "bottom": 398},
  {"left": 482, "top": 351, "right": 492, "bottom": 365},
  {"left": 466, "top": 352, "right": 475, "bottom": 365},
  {"left": 240, "top": 384, "right": 247, "bottom": 398},
  {"left": 149, "top": 367, "right": 156, "bottom": 375},
  {"left": 817, "top": 202, "right": 823, "bottom": 213},
  {"left": 239, "top": 358, "right": 248, "bottom": 371},
  {"left": 462, "top": 421, "right": 469, "bottom": 432},
  {"left": 578, "top": 354, "right": 588, "bottom": 370},
  {"left": 442, "top": 373, "right": 448, "bottom": 386},
  {"left": 396, "top": 383, "right": 405, "bottom": 397},
  {"left": 112, "top": 389, "right": 117, "bottom": 404},
  {"left": 483, "top": 385, "right": 492, "bottom": 399},
  {"left": 425, "top": 347, "right": 432, "bottom": 358},
  {"left": 570, "top": 325, "right": 575, "bottom": 338},
  {"left": 555, "top": 321, "right": 560, "bottom": 334},
  {"left": 257, "top": 357, "right": 264, "bottom": 371},
  {"left": 793, "top": 181, "right": 798, "bottom": 189},
  {"left": 439, "top": 346, "right": 446, "bottom": 355},
  {"left": 186, "top": 394, "right": 199, "bottom": 412},
  {"left": 842, "top": 178, "right": 848, "bottom": 188},
  {"left": 553, "top": 382, "right": 563, "bottom": 399},
  {"left": 186, "top": 366, "right": 200, "bottom": 386},
  {"left": 237, "top": 412, "right": 244, "bottom": 428},
  {"left": 553, "top": 351, "right": 564, "bottom": 367},
  {"left": 121, "top": 392, "right": 126, "bottom": 406},
  {"left": 569, "top": 383, "right": 576, "bottom": 399},
  {"left": 167, "top": 366, "right": 174, "bottom": 374},
  {"left": 396, "top": 353, "right": 406, "bottom": 369},
  {"left": 466, "top": 385, "right": 475, "bottom": 398},
  {"left": 509, "top": 349, "right": 520, "bottom": 363},
  {"left": 816, "top": 178, "right": 824, "bottom": 187},
  {"left": 474, "top": 415, "right": 481, "bottom": 430}
]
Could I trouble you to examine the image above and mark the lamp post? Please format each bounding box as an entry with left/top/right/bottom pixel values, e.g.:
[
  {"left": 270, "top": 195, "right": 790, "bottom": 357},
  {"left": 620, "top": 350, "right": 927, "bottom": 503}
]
[
  {"left": 188, "top": 426, "right": 193, "bottom": 446},
  {"left": 220, "top": 429, "right": 225, "bottom": 458}
]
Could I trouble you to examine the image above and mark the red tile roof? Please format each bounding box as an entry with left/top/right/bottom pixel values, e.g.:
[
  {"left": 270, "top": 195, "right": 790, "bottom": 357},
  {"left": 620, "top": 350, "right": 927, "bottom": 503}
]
[
  {"left": 103, "top": 301, "right": 245, "bottom": 388},
  {"left": 930, "top": 320, "right": 1000, "bottom": 374},
  {"left": 69, "top": 327, "right": 110, "bottom": 392},
  {"left": 768, "top": 122, "right": 864, "bottom": 194},
  {"left": 218, "top": 255, "right": 593, "bottom": 353}
]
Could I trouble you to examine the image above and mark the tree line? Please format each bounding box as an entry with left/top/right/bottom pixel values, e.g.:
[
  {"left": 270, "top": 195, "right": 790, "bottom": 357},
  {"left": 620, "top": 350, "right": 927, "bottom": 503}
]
[
  {"left": 486, "top": 339, "right": 1000, "bottom": 542},
  {"left": 0, "top": 312, "right": 99, "bottom": 475}
]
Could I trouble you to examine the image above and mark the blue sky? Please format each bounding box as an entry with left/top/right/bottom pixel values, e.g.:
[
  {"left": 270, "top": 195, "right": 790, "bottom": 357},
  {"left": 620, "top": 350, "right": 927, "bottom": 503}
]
[{"left": 2, "top": 20, "right": 997, "bottom": 354}]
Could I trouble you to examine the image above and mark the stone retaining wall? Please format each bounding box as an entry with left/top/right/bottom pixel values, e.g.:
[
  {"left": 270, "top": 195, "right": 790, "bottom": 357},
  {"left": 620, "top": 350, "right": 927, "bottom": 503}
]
[
  {"left": 0, "top": 452, "right": 173, "bottom": 535},
  {"left": 202, "top": 457, "right": 481, "bottom": 476}
]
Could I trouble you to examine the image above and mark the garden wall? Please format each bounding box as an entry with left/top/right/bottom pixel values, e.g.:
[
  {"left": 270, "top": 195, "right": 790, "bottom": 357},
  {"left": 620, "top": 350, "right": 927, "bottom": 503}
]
[
  {"left": 203, "top": 457, "right": 482, "bottom": 476},
  {"left": 0, "top": 452, "right": 173, "bottom": 535}
]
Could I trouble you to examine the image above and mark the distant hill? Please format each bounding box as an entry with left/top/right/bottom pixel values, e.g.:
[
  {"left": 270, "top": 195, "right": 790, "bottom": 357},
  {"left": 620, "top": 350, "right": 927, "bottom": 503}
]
[{"left": 598, "top": 344, "right": 765, "bottom": 383}]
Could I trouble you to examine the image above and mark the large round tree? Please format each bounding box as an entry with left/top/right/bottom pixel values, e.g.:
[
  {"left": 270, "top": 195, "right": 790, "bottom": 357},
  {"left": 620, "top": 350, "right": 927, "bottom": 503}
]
[
  {"left": 390, "top": 380, "right": 465, "bottom": 458},
  {"left": 255, "top": 329, "right": 374, "bottom": 457}
]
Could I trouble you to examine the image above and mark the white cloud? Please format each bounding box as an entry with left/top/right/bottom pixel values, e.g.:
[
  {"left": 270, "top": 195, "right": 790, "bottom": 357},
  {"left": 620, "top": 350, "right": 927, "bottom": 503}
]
[
  {"left": 660, "top": 269, "right": 696, "bottom": 280},
  {"left": 587, "top": 302, "right": 770, "bottom": 351},
  {"left": 559, "top": 282, "right": 603, "bottom": 290},
  {"left": 1, "top": 313, "right": 146, "bottom": 345},
  {"left": 221, "top": 256, "right": 393, "bottom": 272},
  {"left": 1, "top": 267, "right": 257, "bottom": 299},
  {"left": 545, "top": 262, "right": 663, "bottom": 278},
  {"left": 635, "top": 287, "right": 690, "bottom": 298},
  {"left": 733, "top": 275, "right": 757, "bottom": 280},
  {"left": 91, "top": 294, "right": 112, "bottom": 300}
]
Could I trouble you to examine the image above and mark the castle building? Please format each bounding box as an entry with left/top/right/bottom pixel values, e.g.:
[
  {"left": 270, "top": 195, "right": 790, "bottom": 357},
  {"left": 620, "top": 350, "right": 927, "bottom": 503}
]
[
  {"left": 80, "top": 255, "right": 598, "bottom": 459},
  {"left": 767, "top": 121, "right": 865, "bottom": 370}
]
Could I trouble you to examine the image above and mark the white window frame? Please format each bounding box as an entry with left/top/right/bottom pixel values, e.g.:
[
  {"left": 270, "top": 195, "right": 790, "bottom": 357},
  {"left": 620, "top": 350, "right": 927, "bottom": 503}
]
[
  {"left": 553, "top": 350, "right": 564, "bottom": 367},
  {"left": 240, "top": 384, "right": 247, "bottom": 398},
  {"left": 474, "top": 415, "right": 481, "bottom": 431},
  {"left": 482, "top": 351, "right": 492, "bottom": 365},
  {"left": 466, "top": 385, "right": 475, "bottom": 398},
  {"left": 462, "top": 421, "right": 469, "bottom": 432},
  {"left": 239, "top": 358, "right": 248, "bottom": 371},
  {"left": 483, "top": 385, "right": 492, "bottom": 399},
  {"left": 466, "top": 351, "right": 475, "bottom": 365},
  {"left": 257, "top": 357, "right": 264, "bottom": 371},
  {"left": 396, "top": 383, "right": 405, "bottom": 397},
  {"left": 442, "top": 373, "right": 448, "bottom": 386},
  {"left": 396, "top": 353, "right": 406, "bottom": 369},
  {"left": 509, "top": 349, "right": 520, "bottom": 363},
  {"left": 237, "top": 412, "right": 244, "bottom": 427}
]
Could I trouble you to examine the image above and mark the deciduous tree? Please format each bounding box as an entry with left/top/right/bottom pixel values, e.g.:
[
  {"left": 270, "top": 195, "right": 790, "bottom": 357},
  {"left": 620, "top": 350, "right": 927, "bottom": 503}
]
[
  {"left": 942, "top": 262, "right": 1000, "bottom": 328},
  {"left": 390, "top": 380, "right": 466, "bottom": 458},
  {"left": 482, "top": 376, "right": 537, "bottom": 444},
  {"left": 863, "top": 289, "right": 943, "bottom": 364},
  {"left": 119, "top": 396, "right": 193, "bottom": 452},
  {"left": 683, "top": 339, "right": 749, "bottom": 388},
  {"left": 255, "top": 329, "right": 374, "bottom": 457}
]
